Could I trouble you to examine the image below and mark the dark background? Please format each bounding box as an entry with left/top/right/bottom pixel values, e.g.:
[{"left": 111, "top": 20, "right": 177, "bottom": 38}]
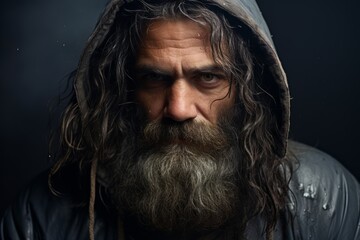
[{"left": 1, "top": 0, "right": 359, "bottom": 217}]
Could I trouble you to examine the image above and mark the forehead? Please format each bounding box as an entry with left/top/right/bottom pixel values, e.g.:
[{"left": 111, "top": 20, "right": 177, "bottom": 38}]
[
  {"left": 135, "top": 19, "right": 214, "bottom": 69},
  {"left": 140, "top": 19, "right": 210, "bottom": 50},
  {"left": 146, "top": 19, "right": 208, "bottom": 38},
  {"left": 136, "top": 19, "right": 217, "bottom": 68}
]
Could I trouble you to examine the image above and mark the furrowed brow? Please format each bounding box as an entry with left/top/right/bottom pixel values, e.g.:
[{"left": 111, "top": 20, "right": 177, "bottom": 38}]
[
  {"left": 187, "top": 65, "right": 226, "bottom": 75},
  {"left": 134, "top": 65, "right": 172, "bottom": 77}
]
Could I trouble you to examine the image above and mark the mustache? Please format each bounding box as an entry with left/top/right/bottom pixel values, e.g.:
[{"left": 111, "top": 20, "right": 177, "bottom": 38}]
[{"left": 140, "top": 118, "right": 229, "bottom": 151}]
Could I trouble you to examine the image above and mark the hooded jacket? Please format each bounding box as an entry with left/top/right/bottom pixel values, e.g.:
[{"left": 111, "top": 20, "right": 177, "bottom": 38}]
[{"left": 1, "top": 0, "right": 360, "bottom": 239}]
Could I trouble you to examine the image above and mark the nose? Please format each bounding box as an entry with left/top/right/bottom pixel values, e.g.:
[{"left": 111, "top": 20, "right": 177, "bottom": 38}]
[{"left": 164, "top": 79, "right": 197, "bottom": 122}]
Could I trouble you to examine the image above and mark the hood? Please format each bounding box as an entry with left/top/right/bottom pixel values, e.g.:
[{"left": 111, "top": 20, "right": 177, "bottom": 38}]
[{"left": 74, "top": 0, "right": 290, "bottom": 158}]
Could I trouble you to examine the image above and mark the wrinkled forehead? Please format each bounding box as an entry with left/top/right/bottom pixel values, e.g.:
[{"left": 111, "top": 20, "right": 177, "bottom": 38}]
[
  {"left": 141, "top": 19, "right": 211, "bottom": 49},
  {"left": 137, "top": 18, "right": 231, "bottom": 68}
]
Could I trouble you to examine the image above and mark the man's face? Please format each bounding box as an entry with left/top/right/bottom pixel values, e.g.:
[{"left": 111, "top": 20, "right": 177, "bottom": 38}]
[
  {"left": 134, "top": 19, "right": 235, "bottom": 124},
  {"left": 108, "top": 19, "right": 240, "bottom": 232}
]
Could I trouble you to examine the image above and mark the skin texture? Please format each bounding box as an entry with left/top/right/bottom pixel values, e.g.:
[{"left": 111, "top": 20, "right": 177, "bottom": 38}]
[{"left": 135, "top": 19, "right": 235, "bottom": 124}]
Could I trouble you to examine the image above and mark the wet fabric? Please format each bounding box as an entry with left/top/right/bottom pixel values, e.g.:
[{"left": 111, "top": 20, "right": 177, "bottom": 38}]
[{"left": 1, "top": 0, "right": 360, "bottom": 239}]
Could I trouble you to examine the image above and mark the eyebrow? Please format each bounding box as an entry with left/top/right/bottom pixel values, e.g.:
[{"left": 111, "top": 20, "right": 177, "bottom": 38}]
[
  {"left": 134, "top": 65, "right": 172, "bottom": 77},
  {"left": 134, "top": 64, "right": 226, "bottom": 77}
]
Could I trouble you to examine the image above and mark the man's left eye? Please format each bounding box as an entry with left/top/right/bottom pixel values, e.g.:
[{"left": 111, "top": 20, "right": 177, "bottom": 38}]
[
  {"left": 199, "top": 73, "right": 219, "bottom": 83},
  {"left": 201, "top": 73, "right": 215, "bottom": 81}
]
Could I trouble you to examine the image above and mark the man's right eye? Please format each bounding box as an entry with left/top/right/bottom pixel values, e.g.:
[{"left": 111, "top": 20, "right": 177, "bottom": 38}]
[
  {"left": 138, "top": 73, "right": 169, "bottom": 88},
  {"left": 142, "top": 73, "right": 164, "bottom": 82}
]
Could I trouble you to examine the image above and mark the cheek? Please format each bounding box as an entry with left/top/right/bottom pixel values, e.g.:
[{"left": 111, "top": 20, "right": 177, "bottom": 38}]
[
  {"left": 209, "top": 99, "right": 234, "bottom": 123},
  {"left": 210, "top": 92, "right": 236, "bottom": 123},
  {"left": 136, "top": 91, "right": 166, "bottom": 120}
]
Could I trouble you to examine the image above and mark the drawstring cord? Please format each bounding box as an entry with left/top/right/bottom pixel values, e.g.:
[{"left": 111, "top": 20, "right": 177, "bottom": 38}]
[
  {"left": 89, "top": 157, "right": 98, "bottom": 240},
  {"left": 88, "top": 158, "right": 126, "bottom": 240},
  {"left": 73, "top": 1, "right": 123, "bottom": 239}
]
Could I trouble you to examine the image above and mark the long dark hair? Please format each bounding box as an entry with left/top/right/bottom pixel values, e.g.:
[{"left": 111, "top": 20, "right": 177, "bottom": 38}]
[{"left": 50, "top": 0, "right": 292, "bottom": 238}]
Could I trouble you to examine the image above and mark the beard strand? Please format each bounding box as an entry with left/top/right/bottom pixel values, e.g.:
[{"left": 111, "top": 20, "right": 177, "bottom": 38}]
[{"left": 107, "top": 117, "right": 241, "bottom": 232}]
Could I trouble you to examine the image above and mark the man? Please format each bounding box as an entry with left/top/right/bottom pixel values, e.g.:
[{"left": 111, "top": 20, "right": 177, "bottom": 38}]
[{"left": 1, "top": 0, "right": 359, "bottom": 239}]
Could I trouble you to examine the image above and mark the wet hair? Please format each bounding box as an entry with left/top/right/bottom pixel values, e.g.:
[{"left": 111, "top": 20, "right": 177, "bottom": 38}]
[{"left": 50, "top": 0, "right": 292, "bottom": 239}]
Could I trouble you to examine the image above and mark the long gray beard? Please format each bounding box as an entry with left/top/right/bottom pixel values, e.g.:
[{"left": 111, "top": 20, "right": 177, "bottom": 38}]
[{"left": 107, "top": 119, "right": 241, "bottom": 232}]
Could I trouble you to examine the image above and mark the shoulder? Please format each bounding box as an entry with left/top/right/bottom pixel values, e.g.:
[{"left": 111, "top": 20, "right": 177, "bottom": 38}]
[
  {"left": 288, "top": 141, "right": 358, "bottom": 188},
  {"left": 0, "top": 171, "right": 88, "bottom": 239},
  {"left": 286, "top": 141, "right": 360, "bottom": 239},
  {"left": 0, "top": 170, "right": 116, "bottom": 240},
  {"left": 288, "top": 141, "right": 359, "bottom": 194}
]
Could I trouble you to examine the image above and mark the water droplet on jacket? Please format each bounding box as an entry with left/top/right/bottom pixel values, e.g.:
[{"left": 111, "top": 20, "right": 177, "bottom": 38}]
[
  {"left": 299, "top": 183, "right": 304, "bottom": 191},
  {"left": 303, "top": 184, "right": 316, "bottom": 199},
  {"left": 288, "top": 202, "right": 295, "bottom": 210},
  {"left": 322, "top": 203, "right": 329, "bottom": 210}
]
